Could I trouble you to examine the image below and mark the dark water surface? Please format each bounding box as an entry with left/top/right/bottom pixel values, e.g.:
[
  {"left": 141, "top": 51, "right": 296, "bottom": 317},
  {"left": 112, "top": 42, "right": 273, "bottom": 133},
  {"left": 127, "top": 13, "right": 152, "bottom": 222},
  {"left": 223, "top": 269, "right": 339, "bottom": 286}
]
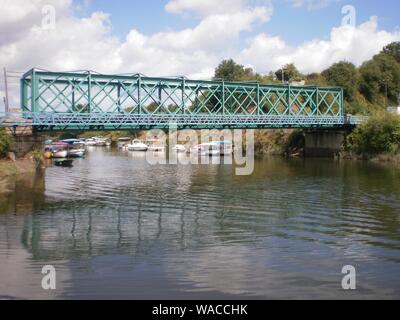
[{"left": 0, "top": 148, "right": 399, "bottom": 299}]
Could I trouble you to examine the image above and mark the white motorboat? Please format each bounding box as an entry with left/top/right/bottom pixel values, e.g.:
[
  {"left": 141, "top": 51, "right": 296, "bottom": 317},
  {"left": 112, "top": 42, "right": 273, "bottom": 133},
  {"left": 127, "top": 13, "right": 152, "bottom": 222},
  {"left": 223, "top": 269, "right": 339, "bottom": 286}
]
[
  {"left": 95, "top": 140, "right": 107, "bottom": 147},
  {"left": 95, "top": 137, "right": 111, "bottom": 147},
  {"left": 118, "top": 137, "right": 131, "bottom": 149},
  {"left": 191, "top": 141, "right": 233, "bottom": 156},
  {"left": 85, "top": 138, "right": 97, "bottom": 146},
  {"left": 52, "top": 149, "right": 68, "bottom": 158},
  {"left": 68, "top": 149, "right": 85, "bottom": 158},
  {"left": 127, "top": 140, "right": 148, "bottom": 152},
  {"left": 173, "top": 144, "right": 187, "bottom": 153},
  {"left": 214, "top": 141, "right": 234, "bottom": 155},
  {"left": 148, "top": 145, "right": 165, "bottom": 152},
  {"left": 85, "top": 137, "right": 111, "bottom": 147},
  {"left": 190, "top": 144, "right": 208, "bottom": 156}
]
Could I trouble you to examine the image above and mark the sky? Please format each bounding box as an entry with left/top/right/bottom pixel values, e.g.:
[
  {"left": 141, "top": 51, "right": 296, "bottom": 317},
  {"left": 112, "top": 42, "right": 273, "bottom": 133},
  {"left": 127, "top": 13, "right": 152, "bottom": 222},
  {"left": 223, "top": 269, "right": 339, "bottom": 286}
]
[
  {"left": 1, "top": 0, "right": 400, "bottom": 108},
  {"left": 81, "top": 0, "right": 400, "bottom": 46}
]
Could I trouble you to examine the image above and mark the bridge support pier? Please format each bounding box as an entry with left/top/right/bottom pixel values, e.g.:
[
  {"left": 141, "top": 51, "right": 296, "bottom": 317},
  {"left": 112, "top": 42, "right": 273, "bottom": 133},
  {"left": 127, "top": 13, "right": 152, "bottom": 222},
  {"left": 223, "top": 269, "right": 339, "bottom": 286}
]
[
  {"left": 6, "top": 126, "right": 45, "bottom": 158},
  {"left": 304, "top": 130, "right": 345, "bottom": 158}
]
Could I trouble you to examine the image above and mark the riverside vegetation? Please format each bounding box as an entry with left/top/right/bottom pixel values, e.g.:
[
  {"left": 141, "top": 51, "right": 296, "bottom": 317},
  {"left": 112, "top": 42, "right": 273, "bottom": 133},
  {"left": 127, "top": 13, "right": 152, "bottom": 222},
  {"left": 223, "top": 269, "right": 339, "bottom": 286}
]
[
  {"left": 0, "top": 127, "right": 39, "bottom": 177},
  {"left": 212, "top": 41, "right": 400, "bottom": 160},
  {"left": 344, "top": 112, "right": 400, "bottom": 163}
]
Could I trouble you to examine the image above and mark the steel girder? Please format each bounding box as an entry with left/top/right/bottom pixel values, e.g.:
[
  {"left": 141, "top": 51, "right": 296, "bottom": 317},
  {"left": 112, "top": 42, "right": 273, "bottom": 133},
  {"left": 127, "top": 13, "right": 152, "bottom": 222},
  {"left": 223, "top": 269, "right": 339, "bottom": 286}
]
[
  {"left": 20, "top": 69, "right": 345, "bottom": 131},
  {"left": 19, "top": 113, "right": 365, "bottom": 131}
]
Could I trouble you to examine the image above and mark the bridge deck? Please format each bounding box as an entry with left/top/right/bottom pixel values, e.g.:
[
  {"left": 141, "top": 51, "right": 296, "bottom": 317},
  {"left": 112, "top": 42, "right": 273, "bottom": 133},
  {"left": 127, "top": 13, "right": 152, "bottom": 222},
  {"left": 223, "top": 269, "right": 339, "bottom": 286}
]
[{"left": 1, "top": 112, "right": 366, "bottom": 131}]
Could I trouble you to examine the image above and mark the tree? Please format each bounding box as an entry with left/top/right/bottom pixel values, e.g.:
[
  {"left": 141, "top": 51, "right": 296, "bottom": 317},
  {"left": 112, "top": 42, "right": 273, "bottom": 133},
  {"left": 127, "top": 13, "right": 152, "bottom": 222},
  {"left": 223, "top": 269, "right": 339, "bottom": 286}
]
[
  {"left": 275, "top": 64, "right": 301, "bottom": 83},
  {"left": 383, "top": 42, "right": 400, "bottom": 63},
  {"left": 0, "top": 128, "right": 11, "bottom": 158},
  {"left": 214, "top": 59, "right": 255, "bottom": 82},
  {"left": 74, "top": 103, "right": 90, "bottom": 113},
  {"left": 359, "top": 53, "right": 400, "bottom": 105},
  {"left": 322, "top": 61, "right": 359, "bottom": 101},
  {"left": 305, "top": 73, "right": 328, "bottom": 87},
  {"left": 346, "top": 113, "right": 400, "bottom": 155}
]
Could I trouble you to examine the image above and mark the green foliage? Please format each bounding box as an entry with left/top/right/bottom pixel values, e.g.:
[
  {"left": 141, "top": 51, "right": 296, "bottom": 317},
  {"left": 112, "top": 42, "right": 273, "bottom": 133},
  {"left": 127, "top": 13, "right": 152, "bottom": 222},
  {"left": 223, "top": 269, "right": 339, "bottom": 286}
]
[
  {"left": 343, "top": 91, "right": 379, "bottom": 115},
  {"left": 346, "top": 113, "right": 400, "bottom": 155},
  {"left": 30, "top": 149, "right": 42, "bottom": 162},
  {"left": 0, "top": 162, "right": 17, "bottom": 177},
  {"left": 305, "top": 73, "right": 328, "bottom": 86},
  {"left": 383, "top": 42, "right": 400, "bottom": 63},
  {"left": 212, "top": 41, "right": 400, "bottom": 119},
  {"left": 275, "top": 64, "right": 302, "bottom": 82},
  {"left": 214, "top": 59, "right": 255, "bottom": 82},
  {"left": 359, "top": 53, "right": 400, "bottom": 104},
  {"left": 73, "top": 103, "right": 90, "bottom": 113},
  {"left": 0, "top": 128, "right": 12, "bottom": 158},
  {"left": 146, "top": 102, "right": 159, "bottom": 113},
  {"left": 322, "top": 61, "right": 359, "bottom": 101}
]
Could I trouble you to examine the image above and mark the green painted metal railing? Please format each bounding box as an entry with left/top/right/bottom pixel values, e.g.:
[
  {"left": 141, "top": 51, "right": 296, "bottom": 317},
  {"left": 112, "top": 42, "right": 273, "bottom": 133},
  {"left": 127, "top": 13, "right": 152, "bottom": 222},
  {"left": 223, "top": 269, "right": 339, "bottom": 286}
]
[{"left": 20, "top": 69, "right": 345, "bottom": 130}]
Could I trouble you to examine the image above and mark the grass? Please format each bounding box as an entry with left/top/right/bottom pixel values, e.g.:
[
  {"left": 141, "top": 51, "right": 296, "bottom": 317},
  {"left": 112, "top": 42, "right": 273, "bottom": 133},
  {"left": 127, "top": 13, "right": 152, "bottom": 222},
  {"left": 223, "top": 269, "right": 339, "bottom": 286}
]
[
  {"left": 0, "top": 161, "right": 18, "bottom": 177},
  {"left": 0, "top": 158, "right": 37, "bottom": 178},
  {"left": 370, "top": 153, "right": 400, "bottom": 165}
]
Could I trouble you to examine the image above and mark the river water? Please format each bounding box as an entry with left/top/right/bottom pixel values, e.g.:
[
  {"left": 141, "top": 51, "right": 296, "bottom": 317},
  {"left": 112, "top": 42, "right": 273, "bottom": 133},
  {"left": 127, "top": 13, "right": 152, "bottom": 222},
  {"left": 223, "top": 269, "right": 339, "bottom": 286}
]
[{"left": 0, "top": 148, "right": 399, "bottom": 299}]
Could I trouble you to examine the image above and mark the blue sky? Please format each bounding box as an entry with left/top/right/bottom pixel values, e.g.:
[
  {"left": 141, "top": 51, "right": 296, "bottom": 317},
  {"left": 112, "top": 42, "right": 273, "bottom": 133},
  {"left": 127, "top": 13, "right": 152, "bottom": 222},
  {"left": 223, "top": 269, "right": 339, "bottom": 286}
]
[{"left": 77, "top": 0, "right": 400, "bottom": 46}]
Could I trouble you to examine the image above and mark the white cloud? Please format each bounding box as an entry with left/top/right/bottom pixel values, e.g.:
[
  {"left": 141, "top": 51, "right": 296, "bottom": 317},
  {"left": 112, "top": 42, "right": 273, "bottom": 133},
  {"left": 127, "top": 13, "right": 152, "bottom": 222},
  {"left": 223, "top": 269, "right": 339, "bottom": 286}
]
[
  {"left": 0, "top": 0, "right": 71, "bottom": 46},
  {"left": 0, "top": 0, "right": 272, "bottom": 74},
  {"left": 238, "top": 17, "right": 400, "bottom": 74},
  {"left": 147, "top": 7, "right": 271, "bottom": 52}
]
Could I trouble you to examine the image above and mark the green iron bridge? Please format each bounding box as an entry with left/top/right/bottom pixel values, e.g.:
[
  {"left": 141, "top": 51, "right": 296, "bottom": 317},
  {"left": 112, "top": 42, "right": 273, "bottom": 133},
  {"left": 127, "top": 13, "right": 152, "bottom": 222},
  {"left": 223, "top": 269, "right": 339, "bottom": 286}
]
[{"left": 1, "top": 69, "right": 364, "bottom": 131}]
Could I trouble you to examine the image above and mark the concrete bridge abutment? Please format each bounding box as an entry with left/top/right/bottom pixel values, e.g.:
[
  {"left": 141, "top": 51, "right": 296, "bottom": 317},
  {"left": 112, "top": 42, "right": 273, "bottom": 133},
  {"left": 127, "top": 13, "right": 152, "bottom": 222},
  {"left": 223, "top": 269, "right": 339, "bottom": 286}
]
[
  {"left": 304, "top": 130, "right": 346, "bottom": 158},
  {"left": 6, "top": 126, "right": 45, "bottom": 158}
]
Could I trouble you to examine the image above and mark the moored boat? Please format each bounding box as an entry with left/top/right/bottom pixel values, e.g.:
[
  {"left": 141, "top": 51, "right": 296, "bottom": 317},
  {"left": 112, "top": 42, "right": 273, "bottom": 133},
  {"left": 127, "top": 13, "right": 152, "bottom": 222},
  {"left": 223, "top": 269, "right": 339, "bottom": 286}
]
[
  {"left": 212, "top": 141, "right": 234, "bottom": 156},
  {"left": 190, "top": 141, "right": 233, "bottom": 156},
  {"left": 68, "top": 149, "right": 85, "bottom": 158},
  {"left": 127, "top": 140, "right": 148, "bottom": 152},
  {"left": 190, "top": 145, "right": 204, "bottom": 156},
  {"left": 54, "top": 158, "right": 74, "bottom": 167},
  {"left": 62, "top": 138, "right": 81, "bottom": 145},
  {"left": 148, "top": 145, "right": 165, "bottom": 152},
  {"left": 85, "top": 138, "right": 97, "bottom": 146},
  {"left": 173, "top": 144, "right": 187, "bottom": 153},
  {"left": 118, "top": 137, "right": 131, "bottom": 149},
  {"left": 53, "top": 149, "right": 68, "bottom": 158}
]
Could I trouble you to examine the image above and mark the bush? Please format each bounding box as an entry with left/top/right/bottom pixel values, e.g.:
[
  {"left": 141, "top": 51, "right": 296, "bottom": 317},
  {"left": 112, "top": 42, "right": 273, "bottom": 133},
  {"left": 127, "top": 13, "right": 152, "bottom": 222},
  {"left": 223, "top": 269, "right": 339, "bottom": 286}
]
[
  {"left": 0, "top": 128, "right": 12, "bottom": 158},
  {"left": 346, "top": 113, "right": 400, "bottom": 156},
  {"left": 322, "top": 61, "right": 359, "bottom": 101}
]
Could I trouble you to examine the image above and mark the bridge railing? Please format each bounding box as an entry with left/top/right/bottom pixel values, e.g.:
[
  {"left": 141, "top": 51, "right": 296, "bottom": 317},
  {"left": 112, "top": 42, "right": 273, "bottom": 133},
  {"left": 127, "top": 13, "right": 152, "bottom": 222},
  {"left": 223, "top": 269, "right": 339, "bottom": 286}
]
[{"left": 21, "top": 69, "right": 344, "bottom": 119}]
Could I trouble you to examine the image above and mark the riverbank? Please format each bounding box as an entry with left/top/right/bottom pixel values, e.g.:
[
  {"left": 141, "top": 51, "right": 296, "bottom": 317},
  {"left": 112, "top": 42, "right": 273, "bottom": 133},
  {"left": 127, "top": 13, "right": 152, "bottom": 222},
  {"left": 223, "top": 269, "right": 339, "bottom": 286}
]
[
  {"left": 340, "top": 151, "right": 400, "bottom": 165},
  {"left": 370, "top": 153, "right": 400, "bottom": 164},
  {"left": 0, "top": 158, "right": 44, "bottom": 215},
  {"left": 0, "top": 158, "right": 37, "bottom": 178}
]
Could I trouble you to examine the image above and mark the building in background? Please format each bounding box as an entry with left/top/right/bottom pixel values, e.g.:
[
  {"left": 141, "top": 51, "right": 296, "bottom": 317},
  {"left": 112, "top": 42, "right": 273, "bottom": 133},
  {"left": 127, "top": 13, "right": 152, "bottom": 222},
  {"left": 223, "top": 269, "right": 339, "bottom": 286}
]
[{"left": 387, "top": 95, "right": 400, "bottom": 115}]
